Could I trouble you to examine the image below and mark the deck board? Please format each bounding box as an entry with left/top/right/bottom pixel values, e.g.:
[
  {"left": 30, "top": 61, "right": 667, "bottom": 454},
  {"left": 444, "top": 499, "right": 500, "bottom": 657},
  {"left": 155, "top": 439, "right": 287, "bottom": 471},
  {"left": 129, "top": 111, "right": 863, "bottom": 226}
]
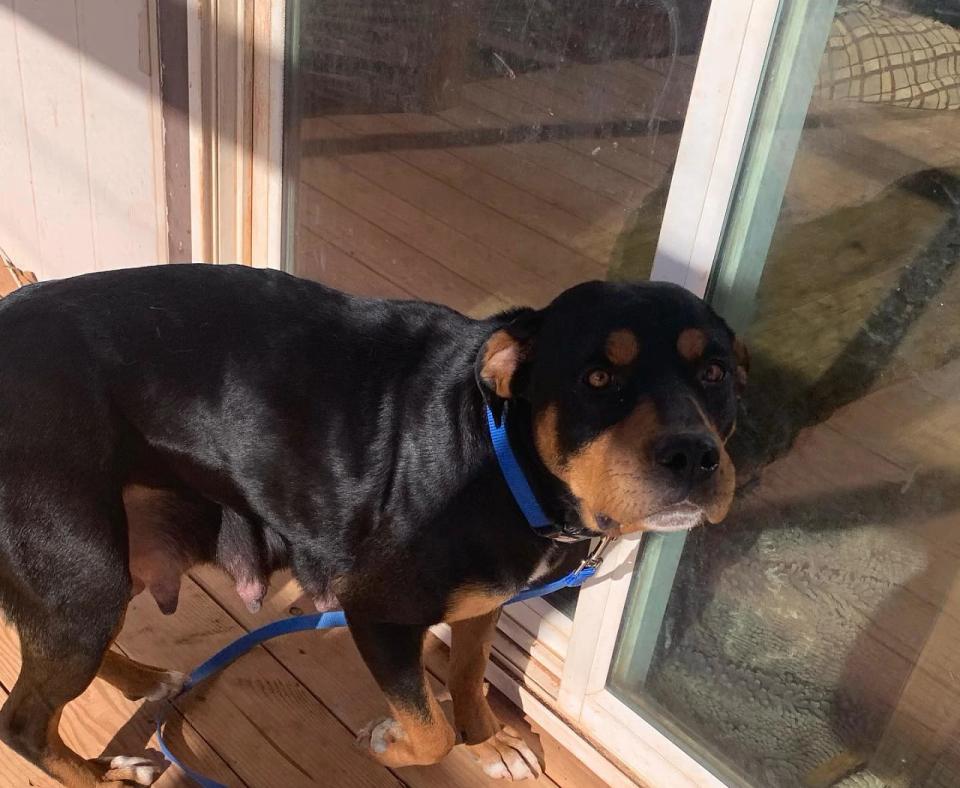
[
  {"left": 191, "top": 565, "right": 611, "bottom": 788},
  {"left": 191, "top": 566, "right": 573, "bottom": 788},
  {"left": 303, "top": 117, "right": 606, "bottom": 288},
  {"left": 300, "top": 151, "right": 560, "bottom": 307},
  {"left": 380, "top": 113, "right": 628, "bottom": 227},
  {"left": 294, "top": 58, "right": 680, "bottom": 307},
  {"left": 299, "top": 182, "right": 505, "bottom": 315},
  {"left": 114, "top": 577, "right": 399, "bottom": 788},
  {"left": 457, "top": 84, "right": 653, "bottom": 205},
  {"left": 484, "top": 76, "right": 671, "bottom": 187},
  {"left": 329, "top": 112, "right": 619, "bottom": 266},
  {"left": 440, "top": 98, "right": 650, "bottom": 208},
  {"left": 0, "top": 568, "right": 617, "bottom": 787},
  {"left": 296, "top": 229, "right": 417, "bottom": 300},
  {"left": 0, "top": 621, "right": 240, "bottom": 787}
]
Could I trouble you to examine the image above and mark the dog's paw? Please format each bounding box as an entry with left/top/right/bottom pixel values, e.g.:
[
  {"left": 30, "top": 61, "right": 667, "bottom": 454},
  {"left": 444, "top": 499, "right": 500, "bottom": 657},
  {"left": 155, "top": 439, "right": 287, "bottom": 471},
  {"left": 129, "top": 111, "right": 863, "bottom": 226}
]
[
  {"left": 467, "top": 726, "right": 542, "bottom": 781},
  {"left": 142, "top": 669, "right": 187, "bottom": 702},
  {"left": 120, "top": 669, "right": 187, "bottom": 703},
  {"left": 356, "top": 716, "right": 406, "bottom": 764},
  {"left": 95, "top": 755, "right": 159, "bottom": 785},
  {"left": 356, "top": 715, "right": 454, "bottom": 767}
]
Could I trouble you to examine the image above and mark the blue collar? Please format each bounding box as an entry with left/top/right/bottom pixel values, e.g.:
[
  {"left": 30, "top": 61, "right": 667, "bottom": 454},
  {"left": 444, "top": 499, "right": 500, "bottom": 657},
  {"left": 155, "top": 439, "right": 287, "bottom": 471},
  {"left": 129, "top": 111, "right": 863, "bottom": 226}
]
[{"left": 485, "top": 405, "right": 594, "bottom": 543}]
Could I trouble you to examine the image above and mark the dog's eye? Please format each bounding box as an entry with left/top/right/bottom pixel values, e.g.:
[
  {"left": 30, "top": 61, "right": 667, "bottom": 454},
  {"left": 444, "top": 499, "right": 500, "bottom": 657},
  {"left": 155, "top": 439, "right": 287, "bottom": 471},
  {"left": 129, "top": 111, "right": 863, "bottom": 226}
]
[
  {"left": 700, "top": 363, "right": 726, "bottom": 385},
  {"left": 586, "top": 369, "right": 612, "bottom": 389}
]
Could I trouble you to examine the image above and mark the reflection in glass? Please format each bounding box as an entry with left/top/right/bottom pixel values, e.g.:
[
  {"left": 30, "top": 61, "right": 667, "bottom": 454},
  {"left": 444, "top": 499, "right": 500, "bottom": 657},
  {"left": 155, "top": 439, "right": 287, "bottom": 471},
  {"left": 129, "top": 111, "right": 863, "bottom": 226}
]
[{"left": 609, "top": 2, "right": 960, "bottom": 786}]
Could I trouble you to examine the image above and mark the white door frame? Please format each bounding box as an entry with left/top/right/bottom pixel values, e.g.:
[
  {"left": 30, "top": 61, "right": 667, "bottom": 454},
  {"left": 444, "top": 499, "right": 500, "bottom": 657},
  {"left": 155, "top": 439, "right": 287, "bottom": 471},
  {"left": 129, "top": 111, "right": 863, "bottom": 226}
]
[{"left": 186, "top": 0, "right": 285, "bottom": 268}]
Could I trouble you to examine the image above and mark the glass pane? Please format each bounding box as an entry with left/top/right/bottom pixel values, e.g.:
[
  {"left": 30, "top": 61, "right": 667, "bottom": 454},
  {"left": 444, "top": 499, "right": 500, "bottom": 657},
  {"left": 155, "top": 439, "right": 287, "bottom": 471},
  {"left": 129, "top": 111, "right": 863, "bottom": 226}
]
[
  {"left": 609, "top": 1, "right": 960, "bottom": 786},
  {"left": 283, "top": 0, "right": 715, "bottom": 617}
]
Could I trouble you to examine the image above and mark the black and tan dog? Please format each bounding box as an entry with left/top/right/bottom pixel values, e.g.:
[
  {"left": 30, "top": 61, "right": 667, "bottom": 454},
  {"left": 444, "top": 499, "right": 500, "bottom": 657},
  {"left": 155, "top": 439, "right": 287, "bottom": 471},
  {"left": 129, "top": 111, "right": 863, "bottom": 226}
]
[{"left": 0, "top": 265, "right": 746, "bottom": 786}]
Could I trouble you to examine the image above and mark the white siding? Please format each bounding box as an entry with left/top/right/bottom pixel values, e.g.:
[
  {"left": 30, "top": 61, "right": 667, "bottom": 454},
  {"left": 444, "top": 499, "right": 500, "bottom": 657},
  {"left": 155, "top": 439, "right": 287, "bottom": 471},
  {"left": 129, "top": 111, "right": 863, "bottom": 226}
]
[{"left": 0, "top": 0, "right": 166, "bottom": 281}]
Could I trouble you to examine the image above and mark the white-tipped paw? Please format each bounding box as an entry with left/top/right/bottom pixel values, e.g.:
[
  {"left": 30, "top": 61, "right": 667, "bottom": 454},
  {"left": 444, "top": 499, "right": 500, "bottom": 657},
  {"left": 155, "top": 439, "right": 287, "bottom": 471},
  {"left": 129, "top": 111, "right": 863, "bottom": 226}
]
[
  {"left": 356, "top": 716, "right": 403, "bottom": 756},
  {"left": 467, "top": 727, "right": 542, "bottom": 781},
  {"left": 98, "top": 755, "right": 158, "bottom": 785}
]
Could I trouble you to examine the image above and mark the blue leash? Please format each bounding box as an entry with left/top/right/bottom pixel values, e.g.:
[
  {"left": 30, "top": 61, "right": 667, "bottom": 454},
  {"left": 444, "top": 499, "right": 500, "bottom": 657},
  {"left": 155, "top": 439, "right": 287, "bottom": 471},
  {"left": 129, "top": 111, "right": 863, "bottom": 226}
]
[
  {"left": 154, "top": 561, "right": 604, "bottom": 787},
  {"left": 156, "top": 405, "right": 609, "bottom": 786}
]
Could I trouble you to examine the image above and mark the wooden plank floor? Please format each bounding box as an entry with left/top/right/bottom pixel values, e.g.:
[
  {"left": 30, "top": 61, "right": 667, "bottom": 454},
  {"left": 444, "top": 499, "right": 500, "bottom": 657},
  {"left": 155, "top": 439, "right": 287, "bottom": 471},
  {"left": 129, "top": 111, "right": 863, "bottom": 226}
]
[
  {"left": 294, "top": 57, "right": 691, "bottom": 312},
  {"left": 0, "top": 569, "right": 614, "bottom": 787},
  {"left": 293, "top": 55, "right": 959, "bottom": 331}
]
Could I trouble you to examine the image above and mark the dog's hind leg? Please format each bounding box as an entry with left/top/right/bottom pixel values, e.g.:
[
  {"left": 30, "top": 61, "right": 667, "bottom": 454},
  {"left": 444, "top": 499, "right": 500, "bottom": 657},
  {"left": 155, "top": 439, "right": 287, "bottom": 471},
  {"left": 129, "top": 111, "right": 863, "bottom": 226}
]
[
  {"left": 0, "top": 509, "right": 155, "bottom": 784},
  {"left": 0, "top": 614, "right": 157, "bottom": 786}
]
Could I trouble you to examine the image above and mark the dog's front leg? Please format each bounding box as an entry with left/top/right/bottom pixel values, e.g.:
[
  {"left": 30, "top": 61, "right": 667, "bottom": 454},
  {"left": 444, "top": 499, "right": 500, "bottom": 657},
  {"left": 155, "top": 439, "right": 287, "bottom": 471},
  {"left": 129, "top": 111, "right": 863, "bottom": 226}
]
[
  {"left": 450, "top": 609, "right": 542, "bottom": 780},
  {"left": 348, "top": 617, "right": 455, "bottom": 768}
]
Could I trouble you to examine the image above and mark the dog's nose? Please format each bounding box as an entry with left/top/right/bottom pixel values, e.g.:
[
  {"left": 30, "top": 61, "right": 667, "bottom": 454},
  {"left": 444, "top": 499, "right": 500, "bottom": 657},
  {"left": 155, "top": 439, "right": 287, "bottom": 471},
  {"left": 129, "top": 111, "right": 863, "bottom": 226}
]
[{"left": 654, "top": 432, "right": 720, "bottom": 487}]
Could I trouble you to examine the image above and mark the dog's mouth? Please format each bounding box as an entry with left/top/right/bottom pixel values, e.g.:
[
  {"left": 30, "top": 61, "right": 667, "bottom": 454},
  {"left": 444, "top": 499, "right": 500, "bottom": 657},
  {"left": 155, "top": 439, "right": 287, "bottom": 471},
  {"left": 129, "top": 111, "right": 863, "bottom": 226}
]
[
  {"left": 640, "top": 502, "right": 707, "bottom": 532},
  {"left": 596, "top": 502, "right": 706, "bottom": 535}
]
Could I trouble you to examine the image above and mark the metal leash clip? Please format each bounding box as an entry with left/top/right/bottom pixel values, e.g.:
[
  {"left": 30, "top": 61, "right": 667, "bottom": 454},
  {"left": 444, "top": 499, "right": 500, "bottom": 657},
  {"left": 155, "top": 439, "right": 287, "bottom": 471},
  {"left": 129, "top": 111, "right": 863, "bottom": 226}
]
[{"left": 576, "top": 535, "right": 615, "bottom": 574}]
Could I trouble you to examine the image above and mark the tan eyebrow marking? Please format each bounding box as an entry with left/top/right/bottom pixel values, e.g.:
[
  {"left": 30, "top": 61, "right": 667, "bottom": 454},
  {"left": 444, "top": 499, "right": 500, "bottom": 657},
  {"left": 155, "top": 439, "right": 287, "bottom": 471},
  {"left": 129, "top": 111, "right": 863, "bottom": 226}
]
[
  {"left": 605, "top": 329, "right": 640, "bottom": 366},
  {"left": 677, "top": 328, "right": 707, "bottom": 362}
]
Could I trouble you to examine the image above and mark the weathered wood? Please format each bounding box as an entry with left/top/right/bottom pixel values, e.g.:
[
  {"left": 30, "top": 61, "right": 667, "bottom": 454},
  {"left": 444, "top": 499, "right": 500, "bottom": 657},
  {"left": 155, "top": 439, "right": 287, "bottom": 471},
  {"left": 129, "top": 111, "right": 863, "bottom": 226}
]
[
  {"left": 190, "top": 565, "right": 606, "bottom": 788},
  {"left": 0, "top": 684, "right": 60, "bottom": 788},
  {"left": 376, "top": 109, "right": 626, "bottom": 262},
  {"left": 870, "top": 575, "right": 960, "bottom": 786},
  {"left": 330, "top": 113, "right": 615, "bottom": 266},
  {"left": 300, "top": 151, "right": 560, "bottom": 306},
  {"left": 0, "top": 620, "right": 240, "bottom": 787},
  {"left": 115, "top": 576, "right": 400, "bottom": 788},
  {"left": 298, "top": 182, "right": 506, "bottom": 316},
  {"left": 190, "top": 566, "right": 552, "bottom": 788},
  {"left": 296, "top": 226, "right": 415, "bottom": 300},
  {"left": 489, "top": 72, "right": 670, "bottom": 187},
  {"left": 420, "top": 638, "right": 611, "bottom": 788},
  {"left": 382, "top": 111, "right": 628, "bottom": 227},
  {"left": 305, "top": 119, "right": 605, "bottom": 287},
  {"left": 454, "top": 84, "right": 651, "bottom": 207}
]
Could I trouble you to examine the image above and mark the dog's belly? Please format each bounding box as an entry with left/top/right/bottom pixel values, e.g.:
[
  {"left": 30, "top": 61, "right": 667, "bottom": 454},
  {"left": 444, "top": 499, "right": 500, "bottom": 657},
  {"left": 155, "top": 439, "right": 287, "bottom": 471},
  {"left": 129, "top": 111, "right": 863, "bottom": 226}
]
[
  {"left": 123, "top": 484, "right": 289, "bottom": 616},
  {"left": 123, "top": 484, "right": 213, "bottom": 614}
]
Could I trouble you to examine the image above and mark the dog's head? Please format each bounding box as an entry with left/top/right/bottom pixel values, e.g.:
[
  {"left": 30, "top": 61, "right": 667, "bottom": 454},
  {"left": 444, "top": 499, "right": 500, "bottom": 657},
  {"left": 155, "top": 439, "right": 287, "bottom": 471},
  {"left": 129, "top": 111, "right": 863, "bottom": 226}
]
[{"left": 477, "top": 281, "right": 749, "bottom": 536}]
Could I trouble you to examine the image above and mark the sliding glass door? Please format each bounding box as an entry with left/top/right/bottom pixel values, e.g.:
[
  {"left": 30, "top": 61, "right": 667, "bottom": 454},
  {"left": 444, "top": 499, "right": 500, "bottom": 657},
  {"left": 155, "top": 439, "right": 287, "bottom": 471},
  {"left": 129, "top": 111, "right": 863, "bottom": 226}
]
[{"left": 278, "top": 0, "right": 960, "bottom": 784}]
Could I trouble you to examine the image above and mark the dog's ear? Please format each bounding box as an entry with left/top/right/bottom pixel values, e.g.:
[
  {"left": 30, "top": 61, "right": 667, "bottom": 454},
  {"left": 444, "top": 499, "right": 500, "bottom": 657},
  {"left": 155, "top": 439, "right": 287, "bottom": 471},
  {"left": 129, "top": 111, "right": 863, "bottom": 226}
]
[
  {"left": 475, "top": 310, "right": 541, "bottom": 425},
  {"left": 733, "top": 336, "right": 750, "bottom": 395}
]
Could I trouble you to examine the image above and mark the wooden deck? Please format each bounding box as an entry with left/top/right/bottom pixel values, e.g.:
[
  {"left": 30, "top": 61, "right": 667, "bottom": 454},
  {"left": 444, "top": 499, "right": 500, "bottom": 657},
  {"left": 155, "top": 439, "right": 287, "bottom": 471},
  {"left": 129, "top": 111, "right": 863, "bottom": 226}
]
[
  {"left": 293, "top": 56, "right": 694, "bottom": 312},
  {"left": 292, "top": 56, "right": 960, "bottom": 355},
  {"left": 0, "top": 567, "right": 614, "bottom": 787}
]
